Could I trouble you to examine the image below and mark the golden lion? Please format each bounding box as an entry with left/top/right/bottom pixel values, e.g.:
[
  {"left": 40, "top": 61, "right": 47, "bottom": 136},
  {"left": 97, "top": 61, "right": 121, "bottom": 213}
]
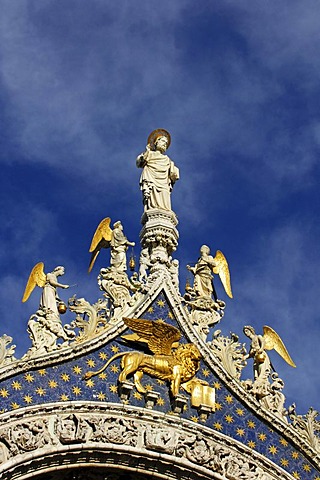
[{"left": 84, "top": 317, "right": 202, "bottom": 397}]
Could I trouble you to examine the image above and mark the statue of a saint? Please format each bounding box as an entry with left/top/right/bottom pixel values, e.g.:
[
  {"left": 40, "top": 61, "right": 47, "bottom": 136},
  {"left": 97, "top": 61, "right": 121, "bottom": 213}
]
[{"left": 136, "top": 129, "right": 179, "bottom": 211}]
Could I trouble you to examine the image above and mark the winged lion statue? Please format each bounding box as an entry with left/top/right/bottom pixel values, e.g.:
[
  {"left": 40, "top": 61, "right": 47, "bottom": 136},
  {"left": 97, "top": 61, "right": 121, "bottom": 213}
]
[{"left": 84, "top": 317, "right": 202, "bottom": 397}]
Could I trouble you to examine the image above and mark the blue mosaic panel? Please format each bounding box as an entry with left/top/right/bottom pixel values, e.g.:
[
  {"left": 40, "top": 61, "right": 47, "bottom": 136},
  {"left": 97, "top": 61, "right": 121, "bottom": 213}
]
[{"left": 0, "top": 291, "right": 318, "bottom": 480}]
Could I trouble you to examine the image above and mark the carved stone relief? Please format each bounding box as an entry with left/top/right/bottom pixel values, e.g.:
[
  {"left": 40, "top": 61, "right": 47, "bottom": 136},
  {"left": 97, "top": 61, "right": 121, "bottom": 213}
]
[{"left": 0, "top": 407, "right": 294, "bottom": 480}]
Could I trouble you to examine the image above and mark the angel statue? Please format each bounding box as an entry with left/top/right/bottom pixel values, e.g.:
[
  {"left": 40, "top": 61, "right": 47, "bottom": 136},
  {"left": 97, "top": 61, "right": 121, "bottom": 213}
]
[
  {"left": 88, "top": 218, "right": 135, "bottom": 273},
  {"left": 187, "top": 245, "right": 233, "bottom": 301},
  {"left": 21, "top": 263, "right": 72, "bottom": 355},
  {"left": 22, "top": 263, "right": 69, "bottom": 319},
  {"left": 243, "top": 325, "right": 296, "bottom": 399},
  {"left": 84, "top": 317, "right": 202, "bottom": 398},
  {"left": 136, "top": 129, "right": 179, "bottom": 212}
]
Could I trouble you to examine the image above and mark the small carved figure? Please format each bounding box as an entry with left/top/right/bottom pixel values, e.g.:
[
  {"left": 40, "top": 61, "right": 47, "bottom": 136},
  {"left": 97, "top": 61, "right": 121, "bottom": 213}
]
[
  {"left": 187, "top": 245, "right": 232, "bottom": 301},
  {"left": 22, "top": 263, "right": 69, "bottom": 319},
  {"left": 56, "top": 415, "right": 89, "bottom": 444},
  {"left": 260, "top": 373, "right": 287, "bottom": 421},
  {"left": 185, "top": 434, "right": 213, "bottom": 465},
  {"left": 138, "top": 248, "right": 151, "bottom": 283},
  {"left": 221, "top": 453, "right": 257, "bottom": 479},
  {"left": 136, "top": 129, "right": 179, "bottom": 211},
  {"left": 10, "top": 420, "right": 51, "bottom": 453},
  {"left": 243, "top": 325, "right": 296, "bottom": 399},
  {"left": 88, "top": 416, "right": 108, "bottom": 442},
  {"left": 168, "top": 258, "right": 179, "bottom": 289},
  {"left": 105, "top": 418, "right": 137, "bottom": 446},
  {"left": 84, "top": 317, "right": 202, "bottom": 397},
  {"left": 88, "top": 217, "right": 135, "bottom": 272}
]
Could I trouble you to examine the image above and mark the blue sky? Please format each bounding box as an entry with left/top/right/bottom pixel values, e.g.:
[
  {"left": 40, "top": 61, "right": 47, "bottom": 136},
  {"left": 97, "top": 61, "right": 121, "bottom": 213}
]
[{"left": 0, "top": 1, "right": 319, "bottom": 414}]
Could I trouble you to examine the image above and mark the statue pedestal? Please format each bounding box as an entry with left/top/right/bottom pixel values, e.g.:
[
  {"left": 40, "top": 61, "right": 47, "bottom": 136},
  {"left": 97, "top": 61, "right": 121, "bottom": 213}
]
[
  {"left": 172, "top": 394, "right": 188, "bottom": 414},
  {"left": 118, "top": 381, "right": 134, "bottom": 401},
  {"left": 197, "top": 404, "right": 214, "bottom": 422},
  {"left": 140, "top": 209, "right": 179, "bottom": 269},
  {"left": 144, "top": 390, "right": 161, "bottom": 409}
]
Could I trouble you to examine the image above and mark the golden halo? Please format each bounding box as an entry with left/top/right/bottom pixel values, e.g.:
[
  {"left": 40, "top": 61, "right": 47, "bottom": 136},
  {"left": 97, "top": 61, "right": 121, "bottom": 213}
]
[{"left": 147, "top": 129, "right": 171, "bottom": 149}]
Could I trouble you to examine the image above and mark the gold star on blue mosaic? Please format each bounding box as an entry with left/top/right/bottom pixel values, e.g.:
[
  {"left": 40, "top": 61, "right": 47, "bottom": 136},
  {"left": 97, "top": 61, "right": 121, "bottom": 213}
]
[
  {"left": 133, "top": 392, "right": 142, "bottom": 400},
  {"left": 213, "top": 421, "right": 223, "bottom": 431},
  {"left": 48, "top": 380, "right": 58, "bottom": 388},
  {"left": 23, "top": 395, "right": 33, "bottom": 404},
  {"left": 35, "top": 387, "right": 46, "bottom": 397},
  {"left": 86, "top": 359, "right": 96, "bottom": 368},
  {"left": 72, "top": 365, "right": 82, "bottom": 375},
  {"left": 268, "top": 445, "right": 278, "bottom": 455},
  {"left": 11, "top": 380, "right": 22, "bottom": 391},
  {"left": 0, "top": 388, "right": 9, "bottom": 398},
  {"left": 24, "top": 373, "right": 34, "bottom": 383},
  {"left": 72, "top": 386, "right": 81, "bottom": 396}
]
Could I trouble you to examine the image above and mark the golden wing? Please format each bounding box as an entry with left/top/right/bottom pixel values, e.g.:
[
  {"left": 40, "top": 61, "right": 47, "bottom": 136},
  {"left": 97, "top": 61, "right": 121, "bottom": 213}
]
[
  {"left": 263, "top": 325, "right": 296, "bottom": 368},
  {"left": 88, "top": 217, "right": 113, "bottom": 273},
  {"left": 123, "top": 317, "right": 181, "bottom": 355},
  {"left": 22, "top": 262, "right": 46, "bottom": 303},
  {"left": 212, "top": 250, "right": 233, "bottom": 298}
]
